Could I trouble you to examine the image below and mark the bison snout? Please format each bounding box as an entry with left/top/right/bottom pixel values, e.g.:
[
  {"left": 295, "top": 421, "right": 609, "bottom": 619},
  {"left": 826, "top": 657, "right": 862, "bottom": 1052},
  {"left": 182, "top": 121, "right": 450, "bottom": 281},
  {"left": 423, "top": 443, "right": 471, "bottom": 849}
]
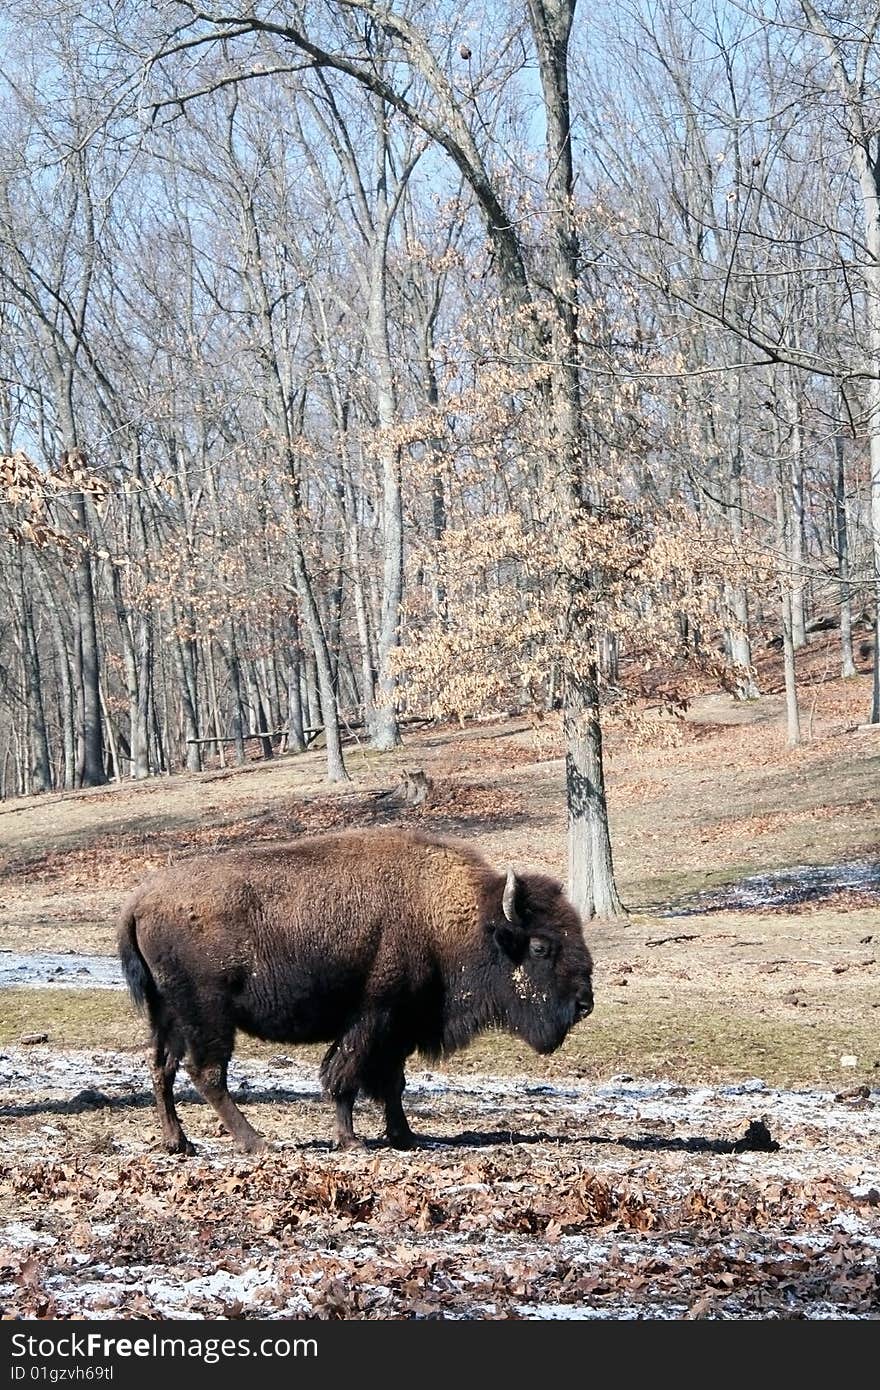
[{"left": 575, "top": 987, "right": 594, "bottom": 1020}]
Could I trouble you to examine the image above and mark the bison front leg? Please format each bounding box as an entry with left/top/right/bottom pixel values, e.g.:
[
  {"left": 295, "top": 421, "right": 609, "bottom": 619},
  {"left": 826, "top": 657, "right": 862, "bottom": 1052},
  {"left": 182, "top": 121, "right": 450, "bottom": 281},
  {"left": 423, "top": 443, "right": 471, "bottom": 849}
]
[
  {"left": 332, "top": 1089, "right": 363, "bottom": 1151},
  {"left": 383, "top": 1064, "right": 417, "bottom": 1150},
  {"left": 187, "top": 1058, "right": 266, "bottom": 1155},
  {"left": 321, "top": 1019, "right": 415, "bottom": 1152},
  {"left": 320, "top": 1040, "right": 365, "bottom": 1151}
]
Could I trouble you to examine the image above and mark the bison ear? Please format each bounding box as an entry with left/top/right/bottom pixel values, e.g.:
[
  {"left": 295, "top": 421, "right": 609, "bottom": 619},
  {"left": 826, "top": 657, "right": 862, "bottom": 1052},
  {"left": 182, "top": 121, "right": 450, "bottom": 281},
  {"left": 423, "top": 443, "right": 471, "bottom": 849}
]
[{"left": 493, "top": 921, "right": 527, "bottom": 962}]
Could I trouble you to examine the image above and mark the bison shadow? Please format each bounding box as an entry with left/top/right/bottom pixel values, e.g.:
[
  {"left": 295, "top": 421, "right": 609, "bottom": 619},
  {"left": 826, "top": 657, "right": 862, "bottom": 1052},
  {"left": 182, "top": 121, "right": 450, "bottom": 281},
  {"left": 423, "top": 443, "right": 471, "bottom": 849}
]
[
  {"left": 1, "top": 1091, "right": 762, "bottom": 1156},
  {"left": 0, "top": 1083, "right": 318, "bottom": 1121},
  {"left": 410, "top": 1128, "right": 763, "bottom": 1155}
]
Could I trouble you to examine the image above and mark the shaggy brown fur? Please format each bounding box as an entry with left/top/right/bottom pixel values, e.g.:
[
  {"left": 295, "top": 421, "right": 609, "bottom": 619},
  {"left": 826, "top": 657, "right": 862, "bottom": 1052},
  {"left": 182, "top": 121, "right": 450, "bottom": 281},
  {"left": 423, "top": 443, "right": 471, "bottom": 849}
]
[{"left": 117, "top": 828, "right": 594, "bottom": 1154}]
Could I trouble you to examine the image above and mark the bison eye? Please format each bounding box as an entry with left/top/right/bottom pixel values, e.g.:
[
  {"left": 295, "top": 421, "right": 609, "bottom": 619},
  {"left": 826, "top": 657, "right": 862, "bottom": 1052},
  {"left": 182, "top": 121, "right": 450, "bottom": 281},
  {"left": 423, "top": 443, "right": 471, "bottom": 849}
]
[{"left": 529, "top": 937, "right": 551, "bottom": 959}]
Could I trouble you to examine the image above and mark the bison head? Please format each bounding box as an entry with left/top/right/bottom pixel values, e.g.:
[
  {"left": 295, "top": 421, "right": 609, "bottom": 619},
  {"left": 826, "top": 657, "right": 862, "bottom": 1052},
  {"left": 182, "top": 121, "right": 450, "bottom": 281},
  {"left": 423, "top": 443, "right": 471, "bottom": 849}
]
[{"left": 493, "top": 866, "right": 594, "bottom": 1055}]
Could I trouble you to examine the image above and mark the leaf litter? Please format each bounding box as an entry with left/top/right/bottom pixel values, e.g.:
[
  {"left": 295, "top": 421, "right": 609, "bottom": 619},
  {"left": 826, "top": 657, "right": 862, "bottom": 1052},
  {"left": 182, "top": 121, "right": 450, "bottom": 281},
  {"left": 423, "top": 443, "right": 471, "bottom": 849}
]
[{"left": 1, "top": 1048, "right": 878, "bottom": 1320}]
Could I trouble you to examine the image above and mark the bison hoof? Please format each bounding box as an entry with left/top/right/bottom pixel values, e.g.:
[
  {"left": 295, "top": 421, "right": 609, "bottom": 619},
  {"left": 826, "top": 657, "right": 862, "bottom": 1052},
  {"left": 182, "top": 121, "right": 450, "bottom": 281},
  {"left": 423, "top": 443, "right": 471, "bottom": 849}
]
[
  {"left": 387, "top": 1129, "right": 417, "bottom": 1151},
  {"left": 165, "top": 1136, "right": 196, "bottom": 1156},
  {"left": 335, "top": 1135, "right": 366, "bottom": 1152}
]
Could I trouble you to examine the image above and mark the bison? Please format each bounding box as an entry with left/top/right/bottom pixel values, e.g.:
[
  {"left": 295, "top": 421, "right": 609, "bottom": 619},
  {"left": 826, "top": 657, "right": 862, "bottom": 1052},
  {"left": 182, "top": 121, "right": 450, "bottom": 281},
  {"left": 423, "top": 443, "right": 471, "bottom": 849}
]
[{"left": 117, "top": 828, "right": 594, "bottom": 1155}]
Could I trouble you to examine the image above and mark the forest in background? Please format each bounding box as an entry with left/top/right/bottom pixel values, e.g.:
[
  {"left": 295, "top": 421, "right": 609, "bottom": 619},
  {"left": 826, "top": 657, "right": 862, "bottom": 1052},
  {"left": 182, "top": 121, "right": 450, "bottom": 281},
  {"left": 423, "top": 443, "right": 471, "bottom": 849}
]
[{"left": 2, "top": 0, "right": 879, "bottom": 918}]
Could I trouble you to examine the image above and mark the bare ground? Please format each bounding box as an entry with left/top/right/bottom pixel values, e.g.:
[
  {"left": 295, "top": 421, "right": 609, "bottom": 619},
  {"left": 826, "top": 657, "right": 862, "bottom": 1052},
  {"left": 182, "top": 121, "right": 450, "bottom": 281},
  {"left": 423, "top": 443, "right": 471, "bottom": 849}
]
[{"left": 1, "top": 632, "right": 879, "bottom": 1318}]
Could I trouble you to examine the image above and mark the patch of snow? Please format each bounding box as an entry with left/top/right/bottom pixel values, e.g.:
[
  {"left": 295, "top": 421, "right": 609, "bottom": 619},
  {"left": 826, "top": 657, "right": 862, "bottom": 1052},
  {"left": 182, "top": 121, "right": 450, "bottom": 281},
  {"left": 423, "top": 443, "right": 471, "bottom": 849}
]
[
  {"left": 2, "top": 1223, "right": 57, "bottom": 1248},
  {"left": 0, "top": 951, "right": 123, "bottom": 990},
  {"left": 516, "top": 1301, "right": 687, "bottom": 1320},
  {"left": 594, "top": 1080, "right": 678, "bottom": 1100},
  {"left": 798, "top": 1305, "right": 871, "bottom": 1321},
  {"left": 38, "top": 1262, "right": 307, "bottom": 1320},
  {"left": 850, "top": 1182, "right": 880, "bottom": 1201},
  {"left": 831, "top": 1211, "right": 880, "bottom": 1244},
  {"left": 663, "top": 858, "right": 880, "bottom": 915}
]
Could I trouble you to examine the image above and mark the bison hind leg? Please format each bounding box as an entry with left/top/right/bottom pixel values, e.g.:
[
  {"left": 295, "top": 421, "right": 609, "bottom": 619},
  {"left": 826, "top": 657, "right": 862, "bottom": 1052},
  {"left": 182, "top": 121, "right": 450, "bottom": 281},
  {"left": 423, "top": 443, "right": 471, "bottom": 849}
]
[
  {"left": 149, "top": 1025, "right": 194, "bottom": 1156},
  {"left": 186, "top": 1056, "right": 266, "bottom": 1155}
]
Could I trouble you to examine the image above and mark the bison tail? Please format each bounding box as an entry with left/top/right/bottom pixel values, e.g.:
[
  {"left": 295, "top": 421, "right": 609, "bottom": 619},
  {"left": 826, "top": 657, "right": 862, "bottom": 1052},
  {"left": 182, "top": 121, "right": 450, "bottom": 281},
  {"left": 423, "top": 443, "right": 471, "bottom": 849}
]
[{"left": 117, "top": 903, "right": 158, "bottom": 1017}]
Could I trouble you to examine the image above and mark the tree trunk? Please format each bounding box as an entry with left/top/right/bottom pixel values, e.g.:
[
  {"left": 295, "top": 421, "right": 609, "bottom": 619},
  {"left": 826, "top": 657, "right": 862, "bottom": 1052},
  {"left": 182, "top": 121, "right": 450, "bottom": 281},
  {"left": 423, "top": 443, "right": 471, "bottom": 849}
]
[
  {"left": 864, "top": 256, "right": 880, "bottom": 722},
  {"left": 528, "top": 0, "right": 624, "bottom": 917},
  {"left": 599, "top": 631, "right": 619, "bottom": 685},
  {"left": 726, "top": 580, "right": 759, "bottom": 700},
  {"left": 834, "top": 427, "right": 857, "bottom": 678},
  {"left": 232, "top": 156, "right": 347, "bottom": 778},
  {"left": 788, "top": 382, "right": 808, "bottom": 650},
  {"left": 337, "top": 639, "right": 362, "bottom": 714},
  {"left": 151, "top": 635, "right": 167, "bottom": 773},
  {"left": 292, "top": 542, "right": 349, "bottom": 781},
  {"left": 241, "top": 653, "right": 259, "bottom": 734},
  {"left": 224, "top": 626, "right": 248, "bottom": 766},
  {"left": 369, "top": 120, "right": 404, "bottom": 752},
  {"left": 780, "top": 584, "right": 801, "bottom": 747},
  {"left": 133, "top": 615, "right": 152, "bottom": 778},
  {"left": 727, "top": 448, "right": 759, "bottom": 699},
  {"left": 565, "top": 666, "right": 623, "bottom": 917},
  {"left": 349, "top": 516, "right": 378, "bottom": 737},
  {"left": 423, "top": 341, "right": 448, "bottom": 622},
  {"left": 304, "top": 648, "right": 321, "bottom": 731},
  {"left": 326, "top": 551, "right": 345, "bottom": 693},
  {"left": 775, "top": 465, "right": 801, "bottom": 746},
  {"left": 30, "top": 556, "right": 76, "bottom": 789},
  {"left": 71, "top": 492, "right": 107, "bottom": 787},
  {"left": 206, "top": 639, "right": 226, "bottom": 769},
  {"left": 17, "top": 549, "right": 52, "bottom": 793},
  {"left": 286, "top": 610, "right": 306, "bottom": 753},
  {"left": 264, "top": 649, "right": 283, "bottom": 734},
  {"left": 99, "top": 678, "right": 121, "bottom": 781},
  {"left": 248, "top": 660, "right": 275, "bottom": 759},
  {"left": 171, "top": 625, "right": 201, "bottom": 773},
  {"left": 107, "top": 560, "right": 141, "bottom": 781}
]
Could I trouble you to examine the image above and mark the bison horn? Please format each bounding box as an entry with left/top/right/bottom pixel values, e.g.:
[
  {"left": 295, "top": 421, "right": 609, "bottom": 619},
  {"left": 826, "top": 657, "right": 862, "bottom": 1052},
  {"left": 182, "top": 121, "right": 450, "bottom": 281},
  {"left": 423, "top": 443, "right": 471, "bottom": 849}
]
[{"left": 502, "top": 866, "right": 520, "bottom": 924}]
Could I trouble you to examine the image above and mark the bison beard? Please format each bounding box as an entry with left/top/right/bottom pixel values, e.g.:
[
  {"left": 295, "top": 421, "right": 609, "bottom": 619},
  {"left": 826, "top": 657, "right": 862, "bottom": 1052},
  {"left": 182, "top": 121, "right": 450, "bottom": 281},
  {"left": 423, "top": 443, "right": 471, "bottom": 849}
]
[{"left": 117, "top": 828, "right": 594, "bottom": 1155}]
